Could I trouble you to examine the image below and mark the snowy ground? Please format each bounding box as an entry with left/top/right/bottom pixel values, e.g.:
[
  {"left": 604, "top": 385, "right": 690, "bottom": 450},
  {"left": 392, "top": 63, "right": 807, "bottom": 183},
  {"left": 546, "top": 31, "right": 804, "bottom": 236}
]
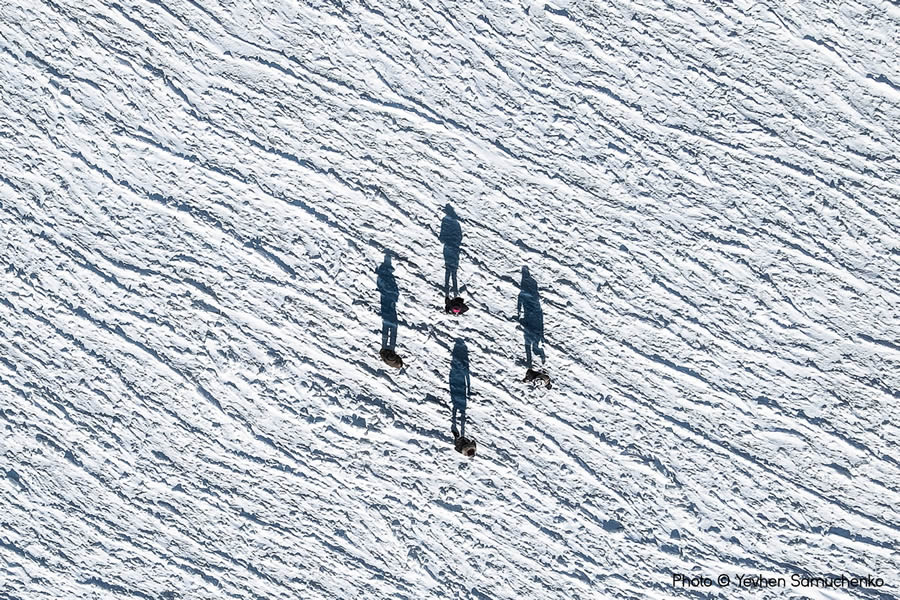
[{"left": 1, "top": 0, "right": 899, "bottom": 598}]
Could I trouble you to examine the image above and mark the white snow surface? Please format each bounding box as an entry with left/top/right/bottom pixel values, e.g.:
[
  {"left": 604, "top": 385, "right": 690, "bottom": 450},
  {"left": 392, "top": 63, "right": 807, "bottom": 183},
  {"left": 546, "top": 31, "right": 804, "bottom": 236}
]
[{"left": 1, "top": 0, "right": 900, "bottom": 598}]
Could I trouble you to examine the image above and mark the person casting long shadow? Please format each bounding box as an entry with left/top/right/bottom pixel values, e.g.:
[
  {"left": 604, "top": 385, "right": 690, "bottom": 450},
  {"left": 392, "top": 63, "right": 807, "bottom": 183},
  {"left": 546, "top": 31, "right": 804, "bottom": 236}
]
[
  {"left": 517, "top": 266, "right": 546, "bottom": 368},
  {"left": 449, "top": 339, "right": 470, "bottom": 439},
  {"left": 376, "top": 253, "right": 402, "bottom": 368},
  {"left": 439, "top": 204, "right": 462, "bottom": 298}
]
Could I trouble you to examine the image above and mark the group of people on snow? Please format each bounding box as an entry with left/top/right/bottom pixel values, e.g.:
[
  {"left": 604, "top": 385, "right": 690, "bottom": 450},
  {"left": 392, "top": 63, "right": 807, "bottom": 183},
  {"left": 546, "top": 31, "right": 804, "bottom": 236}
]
[{"left": 376, "top": 204, "right": 552, "bottom": 456}]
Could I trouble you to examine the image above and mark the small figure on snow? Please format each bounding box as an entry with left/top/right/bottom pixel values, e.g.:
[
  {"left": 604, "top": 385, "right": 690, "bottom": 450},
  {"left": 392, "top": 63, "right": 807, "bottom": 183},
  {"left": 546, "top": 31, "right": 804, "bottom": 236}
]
[
  {"left": 523, "top": 368, "right": 552, "bottom": 389},
  {"left": 444, "top": 296, "right": 469, "bottom": 315},
  {"left": 379, "top": 347, "right": 403, "bottom": 369},
  {"left": 454, "top": 432, "right": 477, "bottom": 457}
]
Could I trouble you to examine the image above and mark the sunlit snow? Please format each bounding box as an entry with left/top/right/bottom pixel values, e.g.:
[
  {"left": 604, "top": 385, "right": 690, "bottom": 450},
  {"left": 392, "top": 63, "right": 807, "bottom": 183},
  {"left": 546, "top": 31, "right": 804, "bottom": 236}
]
[{"left": 1, "top": 1, "right": 899, "bottom": 598}]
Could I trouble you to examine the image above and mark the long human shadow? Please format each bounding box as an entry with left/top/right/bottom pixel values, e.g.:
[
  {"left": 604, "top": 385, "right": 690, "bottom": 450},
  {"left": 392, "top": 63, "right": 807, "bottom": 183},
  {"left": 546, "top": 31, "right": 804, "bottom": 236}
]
[
  {"left": 517, "top": 266, "right": 545, "bottom": 368},
  {"left": 439, "top": 203, "right": 462, "bottom": 298},
  {"left": 449, "top": 339, "right": 470, "bottom": 438},
  {"left": 376, "top": 252, "right": 398, "bottom": 351}
]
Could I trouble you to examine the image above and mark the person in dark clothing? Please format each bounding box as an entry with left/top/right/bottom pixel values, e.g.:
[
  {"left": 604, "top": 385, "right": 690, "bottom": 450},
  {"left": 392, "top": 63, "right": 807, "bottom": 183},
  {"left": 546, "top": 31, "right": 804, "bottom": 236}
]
[
  {"left": 517, "top": 266, "right": 545, "bottom": 368},
  {"left": 439, "top": 204, "right": 462, "bottom": 298},
  {"left": 523, "top": 368, "right": 552, "bottom": 389},
  {"left": 449, "top": 339, "right": 470, "bottom": 439},
  {"left": 444, "top": 296, "right": 469, "bottom": 315},
  {"left": 380, "top": 348, "right": 403, "bottom": 368},
  {"left": 376, "top": 253, "right": 399, "bottom": 351},
  {"left": 454, "top": 434, "right": 476, "bottom": 457}
]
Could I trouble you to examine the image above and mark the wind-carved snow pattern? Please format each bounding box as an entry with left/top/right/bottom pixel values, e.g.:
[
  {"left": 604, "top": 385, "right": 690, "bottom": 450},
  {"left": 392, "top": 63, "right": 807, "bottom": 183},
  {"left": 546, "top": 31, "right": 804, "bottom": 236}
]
[{"left": 1, "top": 1, "right": 899, "bottom": 599}]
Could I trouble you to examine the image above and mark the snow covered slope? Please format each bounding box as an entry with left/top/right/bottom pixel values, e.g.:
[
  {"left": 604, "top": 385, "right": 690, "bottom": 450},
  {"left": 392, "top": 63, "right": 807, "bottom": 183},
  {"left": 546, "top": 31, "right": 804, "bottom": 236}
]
[{"left": 1, "top": 0, "right": 899, "bottom": 598}]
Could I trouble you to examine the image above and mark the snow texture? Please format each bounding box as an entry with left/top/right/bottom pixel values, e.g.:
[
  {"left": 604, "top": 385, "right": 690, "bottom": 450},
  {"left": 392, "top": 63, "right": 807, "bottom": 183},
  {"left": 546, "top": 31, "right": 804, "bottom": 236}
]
[{"left": 1, "top": 0, "right": 899, "bottom": 599}]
